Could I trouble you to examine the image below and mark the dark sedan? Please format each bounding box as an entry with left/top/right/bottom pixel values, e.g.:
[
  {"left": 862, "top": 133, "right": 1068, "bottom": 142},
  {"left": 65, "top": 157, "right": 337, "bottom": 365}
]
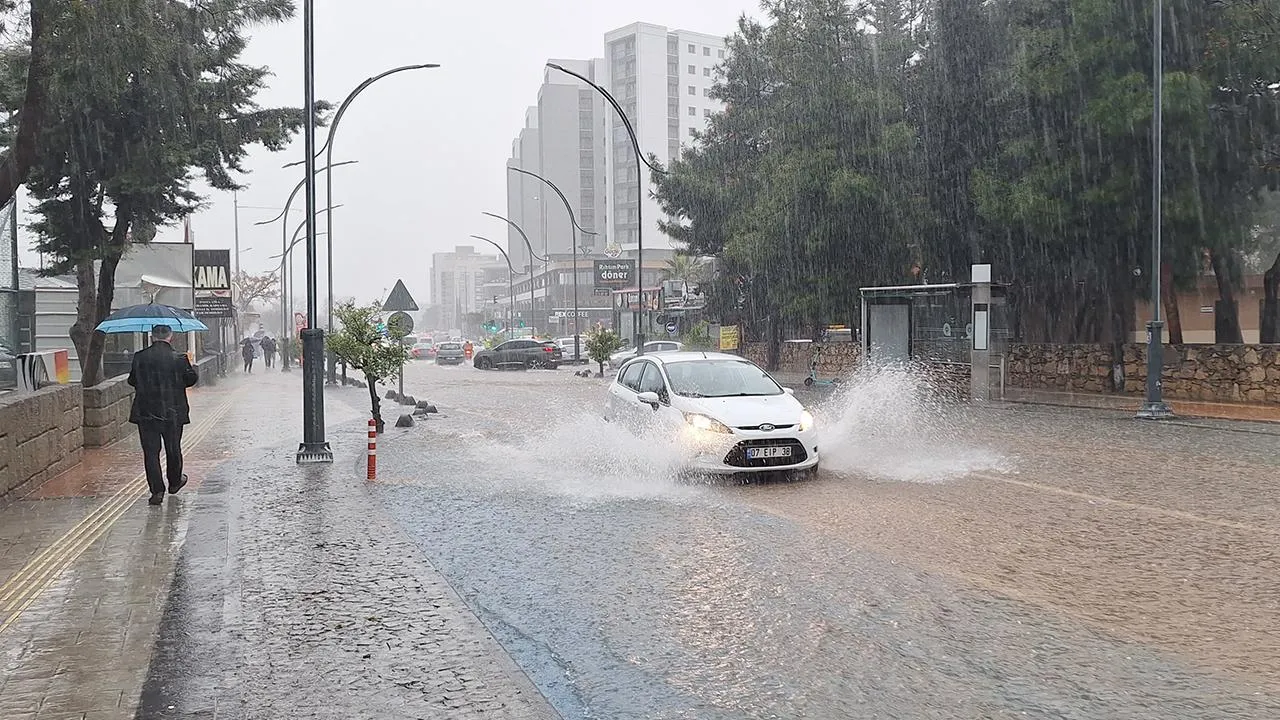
[{"left": 472, "top": 339, "right": 562, "bottom": 370}]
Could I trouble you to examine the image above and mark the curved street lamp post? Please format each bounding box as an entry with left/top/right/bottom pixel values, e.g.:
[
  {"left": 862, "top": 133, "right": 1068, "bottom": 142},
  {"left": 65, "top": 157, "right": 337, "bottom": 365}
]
[
  {"left": 508, "top": 166, "right": 598, "bottom": 362},
  {"left": 1138, "top": 0, "right": 1173, "bottom": 419},
  {"left": 286, "top": 64, "right": 440, "bottom": 382},
  {"left": 483, "top": 212, "right": 546, "bottom": 336},
  {"left": 547, "top": 62, "right": 665, "bottom": 355},
  {"left": 471, "top": 234, "right": 524, "bottom": 338},
  {"left": 254, "top": 160, "right": 358, "bottom": 371}
]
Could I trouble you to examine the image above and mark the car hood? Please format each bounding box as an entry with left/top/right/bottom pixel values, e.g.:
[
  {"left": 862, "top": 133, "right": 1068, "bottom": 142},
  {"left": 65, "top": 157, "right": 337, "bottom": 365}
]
[{"left": 675, "top": 393, "right": 804, "bottom": 428}]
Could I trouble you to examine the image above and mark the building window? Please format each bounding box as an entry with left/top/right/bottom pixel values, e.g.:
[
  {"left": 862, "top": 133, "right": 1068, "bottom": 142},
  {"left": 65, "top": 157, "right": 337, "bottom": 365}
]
[
  {"left": 704, "top": 67, "right": 711, "bottom": 77},
  {"left": 667, "top": 61, "right": 678, "bottom": 76},
  {"left": 687, "top": 65, "right": 695, "bottom": 75},
  {"left": 703, "top": 88, "right": 711, "bottom": 97},
  {"left": 703, "top": 108, "right": 711, "bottom": 117},
  {"left": 688, "top": 106, "right": 696, "bottom": 117},
  {"left": 688, "top": 43, "right": 695, "bottom": 53},
  {"left": 689, "top": 127, "right": 696, "bottom": 137},
  {"left": 719, "top": 49, "right": 726, "bottom": 59},
  {"left": 688, "top": 85, "right": 695, "bottom": 96},
  {"left": 704, "top": 46, "right": 711, "bottom": 56}
]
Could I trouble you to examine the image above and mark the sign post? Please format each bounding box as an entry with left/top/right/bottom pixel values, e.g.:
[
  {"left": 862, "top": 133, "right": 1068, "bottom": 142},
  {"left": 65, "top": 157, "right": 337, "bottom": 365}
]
[
  {"left": 382, "top": 281, "right": 418, "bottom": 403},
  {"left": 192, "top": 249, "right": 232, "bottom": 369}
]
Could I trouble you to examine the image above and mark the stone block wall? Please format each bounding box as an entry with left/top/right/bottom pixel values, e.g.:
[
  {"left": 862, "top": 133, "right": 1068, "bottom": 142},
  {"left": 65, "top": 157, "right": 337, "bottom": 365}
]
[
  {"left": 0, "top": 385, "right": 84, "bottom": 502},
  {"left": 742, "top": 342, "right": 862, "bottom": 374},
  {"left": 1007, "top": 344, "right": 1280, "bottom": 404},
  {"left": 83, "top": 374, "right": 135, "bottom": 448}
]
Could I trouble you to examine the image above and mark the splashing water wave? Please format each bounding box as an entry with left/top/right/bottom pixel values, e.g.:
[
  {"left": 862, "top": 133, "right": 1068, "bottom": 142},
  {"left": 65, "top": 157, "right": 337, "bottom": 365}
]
[{"left": 811, "top": 365, "right": 1011, "bottom": 483}]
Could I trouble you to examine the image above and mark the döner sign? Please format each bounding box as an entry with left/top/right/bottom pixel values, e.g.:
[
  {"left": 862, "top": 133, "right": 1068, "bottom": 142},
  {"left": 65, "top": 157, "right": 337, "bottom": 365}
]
[{"left": 594, "top": 259, "right": 635, "bottom": 287}]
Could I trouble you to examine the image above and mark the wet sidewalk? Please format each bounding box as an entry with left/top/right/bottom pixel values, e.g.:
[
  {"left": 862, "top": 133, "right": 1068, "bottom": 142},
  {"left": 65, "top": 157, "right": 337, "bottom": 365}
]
[{"left": 0, "top": 369, "right": 555, "bottom": 719}]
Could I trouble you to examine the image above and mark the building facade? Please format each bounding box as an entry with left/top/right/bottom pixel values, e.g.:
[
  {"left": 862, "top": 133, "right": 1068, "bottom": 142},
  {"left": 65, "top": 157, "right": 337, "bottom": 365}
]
[
  {"left": 429, "top": 245, "right": 508, "bottom": 333},
  {"left": 602, "top": 23, "right": 726, "bottom": 255}
]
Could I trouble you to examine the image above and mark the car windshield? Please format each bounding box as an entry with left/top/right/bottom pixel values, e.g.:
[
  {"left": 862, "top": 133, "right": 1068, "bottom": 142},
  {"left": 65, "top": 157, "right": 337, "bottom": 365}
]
[
  {"left": 664, "top": 359, "right": 783, "bottom": 398},
  {"left": 438, "top": 343, "right": 461, "bottom": 350}
]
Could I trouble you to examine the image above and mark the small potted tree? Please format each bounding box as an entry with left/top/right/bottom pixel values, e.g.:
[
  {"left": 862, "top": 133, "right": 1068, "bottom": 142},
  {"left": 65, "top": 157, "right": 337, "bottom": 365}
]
[
  {"left": 326, "top": 302, "right": 409, "bottom": 433},
  {"left": 585, "top": 326, "right": 625, "bottom": 378}
]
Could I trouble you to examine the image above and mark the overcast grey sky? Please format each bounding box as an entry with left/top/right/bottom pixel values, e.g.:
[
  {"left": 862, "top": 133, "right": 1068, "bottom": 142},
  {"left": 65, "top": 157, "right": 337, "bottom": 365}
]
[{"left": 31, "top": 0, "right": 763, "bottom": 305}]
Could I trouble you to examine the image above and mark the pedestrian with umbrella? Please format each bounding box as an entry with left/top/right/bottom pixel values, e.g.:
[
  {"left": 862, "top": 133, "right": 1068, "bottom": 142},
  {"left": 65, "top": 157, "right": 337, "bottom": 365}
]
[
  {"left": 241, "top": 336, "right": 256, "bottom": 373},
  {"left": 97, "top": 303, "right": 205, "bottom": 506}
]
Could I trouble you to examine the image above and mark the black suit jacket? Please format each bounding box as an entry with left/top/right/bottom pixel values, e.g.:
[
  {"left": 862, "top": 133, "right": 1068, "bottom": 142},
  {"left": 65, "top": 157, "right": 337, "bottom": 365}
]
[{"left": 128, "top": 342, "right": 199, "bottom": 426}]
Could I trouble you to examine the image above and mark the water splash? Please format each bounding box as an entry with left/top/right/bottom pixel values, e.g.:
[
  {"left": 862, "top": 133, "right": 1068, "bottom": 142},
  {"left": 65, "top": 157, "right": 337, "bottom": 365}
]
[{"left": 812, "top": 364, "right": 1010, "bottom": 483}]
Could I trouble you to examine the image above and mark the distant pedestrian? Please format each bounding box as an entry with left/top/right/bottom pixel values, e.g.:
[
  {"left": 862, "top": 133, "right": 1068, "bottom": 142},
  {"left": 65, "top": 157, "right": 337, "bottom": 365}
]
[
  {"left": 241, "top": 338, "right": 255, "bottom": 373},
  {"left": 262, "top": 336, "right": 277, "bottom": 368},
  {"left": 128, "top": 325, "right": 199, "bottom": 506}
]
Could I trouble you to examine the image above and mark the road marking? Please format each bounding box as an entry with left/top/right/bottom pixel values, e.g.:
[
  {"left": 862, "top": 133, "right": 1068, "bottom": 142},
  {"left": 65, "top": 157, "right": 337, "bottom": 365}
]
[
  {"left": 972, "top": 472, "right": 1277, "bottom": 537},
  {"left": 0, "top": 392, "right": 239, "bottom": 634}
]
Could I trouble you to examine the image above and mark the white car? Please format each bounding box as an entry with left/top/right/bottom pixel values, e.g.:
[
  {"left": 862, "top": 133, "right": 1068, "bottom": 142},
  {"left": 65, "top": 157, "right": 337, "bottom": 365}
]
[
  {"left": 555, "top": 336, "right": 587, "bottom": 364},
  {"left": 604, "top": 352, "right": 819, "bottom": 476},
  {"left": 608, "top": 340, "right": 684, "bottom": 369}
]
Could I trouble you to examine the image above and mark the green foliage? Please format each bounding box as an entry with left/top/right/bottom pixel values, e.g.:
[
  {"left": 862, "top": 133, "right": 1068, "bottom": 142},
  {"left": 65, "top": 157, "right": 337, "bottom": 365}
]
[
  {"left": 653, "top": 0, "right": 1280, "bottom": 345},
  {"left": 679, "top": 320, "right": 714, "bottom": 349},
  {"left": 327, "top": 302, "right": 410, "bottom": 383},
  {"left": 584, "top": 326, "right": 625, "bottom": 375},
  {"left": 0, "top": 0, "right": 318, "bottom": 385}
]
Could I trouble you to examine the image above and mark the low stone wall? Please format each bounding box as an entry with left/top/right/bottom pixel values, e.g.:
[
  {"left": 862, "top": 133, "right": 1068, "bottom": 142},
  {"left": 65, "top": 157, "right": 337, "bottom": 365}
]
[
  {"left": 0, "top": 385, "right": 84, "bottom": 502},
  {"left": 742, "top": 342, "right": 862, "bottom": 374},
  {"left": 195, "top": 355, "right": 220, "bottom": 386},
  {"left": 83, "top": 374, "right": 135, "bottom": 448},
  {"left": 1007, "top": 344, "right": 1280, "bottom": 404}
]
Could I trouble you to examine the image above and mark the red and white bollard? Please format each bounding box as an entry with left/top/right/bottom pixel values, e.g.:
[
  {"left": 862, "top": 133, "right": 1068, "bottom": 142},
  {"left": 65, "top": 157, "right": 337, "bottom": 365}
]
[{"left": 366, "top": 418, "right": 377, "bottom": 480}]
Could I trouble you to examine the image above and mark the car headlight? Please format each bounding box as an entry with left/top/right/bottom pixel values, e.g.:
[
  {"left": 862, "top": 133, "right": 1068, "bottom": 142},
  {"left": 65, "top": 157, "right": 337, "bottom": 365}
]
[
  {"left": 799, "top": 410, "right": 815, "bottom": 432},
  {"left": 684, "top": 413, "right": 732, "bottom": 434}
]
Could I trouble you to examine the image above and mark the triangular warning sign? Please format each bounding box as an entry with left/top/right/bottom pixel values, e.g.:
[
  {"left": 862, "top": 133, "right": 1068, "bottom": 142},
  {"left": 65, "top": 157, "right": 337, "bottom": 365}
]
[{"left": 381, "top": 280, "right": 419, "bottom": 312}]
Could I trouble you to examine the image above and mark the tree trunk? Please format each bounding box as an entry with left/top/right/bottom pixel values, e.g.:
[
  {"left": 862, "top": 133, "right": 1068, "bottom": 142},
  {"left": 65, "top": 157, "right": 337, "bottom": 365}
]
[
  {"left": 1160, "top": 261, "right": 1183, "bottom": 345},
  {"left": 1209, "top": 250, "right": 1244, "bottom": 344},
  {"left": 70, "top": 217, "right": 129, "bottom": 388},
  {"left": 366, "top": 374, "right": 384, "bottom": 434},
  {"left": 0, "top": 0, "right": 50, "bottom": 210},
  {"left": 69, "top": 259, "right": 98, "bottom": 383},
  {"left": 765, "top": 313, "right": 781, "bottom": 370},
  {"left": 1261, "top": 251, "right": 1280, "bottom": 344}
]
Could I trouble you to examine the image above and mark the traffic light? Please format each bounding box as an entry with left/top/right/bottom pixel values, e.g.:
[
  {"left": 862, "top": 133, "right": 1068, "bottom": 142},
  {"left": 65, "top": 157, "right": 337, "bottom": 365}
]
[{"left": 493, "top": 295, "right": 498, "bottom": 304}]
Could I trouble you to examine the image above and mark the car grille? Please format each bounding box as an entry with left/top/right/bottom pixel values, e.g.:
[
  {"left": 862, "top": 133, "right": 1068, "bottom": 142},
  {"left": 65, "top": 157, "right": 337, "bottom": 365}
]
[
  {"left": 735, "top": 424, "right": 795, "bottom": 431},
  {"left": 723, "top": 439, "right": 807, "bottom": 468}
]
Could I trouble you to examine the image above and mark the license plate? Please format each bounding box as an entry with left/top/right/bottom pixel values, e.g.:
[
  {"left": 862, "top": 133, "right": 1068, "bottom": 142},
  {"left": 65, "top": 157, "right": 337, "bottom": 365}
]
[{"left": 746, "top": 446, "right": 792, "bottom": 460}]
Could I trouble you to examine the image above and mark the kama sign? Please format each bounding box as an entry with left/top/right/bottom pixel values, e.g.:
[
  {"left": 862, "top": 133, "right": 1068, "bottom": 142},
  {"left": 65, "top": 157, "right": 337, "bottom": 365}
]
[
  {"left": 594, "top": 259, "right": 635, "bottom": 287},
  {"left": 192, "top": 249, "right": 233, "bottom": 319}
]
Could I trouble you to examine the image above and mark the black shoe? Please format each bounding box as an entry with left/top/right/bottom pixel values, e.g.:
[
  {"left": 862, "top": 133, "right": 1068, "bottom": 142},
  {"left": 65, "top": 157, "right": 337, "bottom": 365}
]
[
  {"left": 168, "top": 474, "right": 188, "bottom": 494},
  {"left": 148, "top": 492, "right": 164, "bottom": 506}
]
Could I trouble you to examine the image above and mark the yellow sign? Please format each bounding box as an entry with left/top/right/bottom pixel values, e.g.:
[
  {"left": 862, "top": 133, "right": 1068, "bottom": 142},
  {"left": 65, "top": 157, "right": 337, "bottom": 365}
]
[{"left": 719, "top": 325, "right": 740, "bottom": 351}]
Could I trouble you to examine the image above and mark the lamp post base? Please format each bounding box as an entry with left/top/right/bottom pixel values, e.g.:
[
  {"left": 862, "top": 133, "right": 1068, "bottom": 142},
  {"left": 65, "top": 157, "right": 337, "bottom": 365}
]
[
  {"left": 1135, "top": 320, "right": 1175, "bottom": 420},
  {"left": 296, "top": 442, "right": 334, "bottom": 464}
]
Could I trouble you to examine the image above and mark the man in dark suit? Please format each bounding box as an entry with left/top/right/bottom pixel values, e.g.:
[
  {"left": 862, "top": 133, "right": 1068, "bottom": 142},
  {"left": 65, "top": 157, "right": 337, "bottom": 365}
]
[{"left": 128, "top": 324, "right": 199, "bottom": 505}]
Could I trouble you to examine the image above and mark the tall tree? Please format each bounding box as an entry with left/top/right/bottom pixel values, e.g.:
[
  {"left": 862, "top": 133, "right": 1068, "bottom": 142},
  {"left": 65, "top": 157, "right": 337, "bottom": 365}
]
[
  {"left": 7, "top": 0, "right": 316, "bottom": 386},
  {"left": 0, "top": 0, "right": 50, "bottom": 210},
  {"left": 233, "top": 269, "right": 279, "bottom": 314}
]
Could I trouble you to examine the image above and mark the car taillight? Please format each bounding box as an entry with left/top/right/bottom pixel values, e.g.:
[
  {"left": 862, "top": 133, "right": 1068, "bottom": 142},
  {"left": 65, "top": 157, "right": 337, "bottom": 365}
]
[{"left": 543, "top": 346, "right": 553, "bottom": 352}]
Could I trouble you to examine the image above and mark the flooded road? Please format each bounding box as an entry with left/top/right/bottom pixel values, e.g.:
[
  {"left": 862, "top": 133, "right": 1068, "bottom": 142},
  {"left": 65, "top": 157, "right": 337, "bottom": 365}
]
[{"left": 371, "top": 361, "right": 1280, "bottom": 719}]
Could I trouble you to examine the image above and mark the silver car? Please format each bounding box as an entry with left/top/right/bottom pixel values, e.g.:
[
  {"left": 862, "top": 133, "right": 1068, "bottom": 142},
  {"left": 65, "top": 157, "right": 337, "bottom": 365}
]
[
  {"left": 434, "top": 341, "right": 465, "bottom": 365},
  {"left": 608, "top": 340, "right": 684, "bottom": 369},
  {"left": 555, "top": 336, "right": 587, "bottom": 364}
]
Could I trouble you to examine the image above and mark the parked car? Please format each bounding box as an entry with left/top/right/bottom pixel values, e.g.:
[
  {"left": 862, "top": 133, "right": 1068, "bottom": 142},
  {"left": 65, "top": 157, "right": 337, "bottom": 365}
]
[
  {"left": 555, "top": 336, "right": 587, "bottom": 364},
  {"left": 434, "top": 341, "right": 465, "bottom": 365},
  {"left": 604, "top": 352, "right": 818, "bottom": 477},
  {"left": 410, "top": 341, "right": 435, "bottom": 360},
  {"left": 608, "top": 340, "right": 684, "bottom": 369},
  {"left": 0, "top": 343, "right": 17, "bottom": 390},
  {"left": 472, "top": 339, "right": 562, "bottom": 370}
]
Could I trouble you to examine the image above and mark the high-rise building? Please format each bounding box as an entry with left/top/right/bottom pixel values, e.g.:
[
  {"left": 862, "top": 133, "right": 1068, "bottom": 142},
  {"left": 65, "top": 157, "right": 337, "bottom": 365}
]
[
  {"left": 507, "top": 59, "right": 610, "bottom": 271},
  {"left": 429, "top": 245, "right": 507, "bottom": 332},
  {"left": 602, "top": 23, "right": 726, "bottom": 254}
]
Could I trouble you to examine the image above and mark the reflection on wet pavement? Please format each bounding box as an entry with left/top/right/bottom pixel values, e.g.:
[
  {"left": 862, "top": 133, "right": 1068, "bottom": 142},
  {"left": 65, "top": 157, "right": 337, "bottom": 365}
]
[{"left": 372, "top": 362, "right": 1280, "bottom": 719}]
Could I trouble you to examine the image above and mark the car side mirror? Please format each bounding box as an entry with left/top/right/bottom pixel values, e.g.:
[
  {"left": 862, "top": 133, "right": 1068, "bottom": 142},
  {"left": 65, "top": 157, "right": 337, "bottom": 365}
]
[
  {"left": 636, "top": 391, "right": 661, "bottom": 408},
  {"left": 783, "top": 387, "right": 795, "bottom": 395}
]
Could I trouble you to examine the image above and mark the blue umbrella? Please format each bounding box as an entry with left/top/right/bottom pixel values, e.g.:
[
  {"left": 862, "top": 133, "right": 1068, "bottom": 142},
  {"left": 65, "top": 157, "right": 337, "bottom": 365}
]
[{"left": 96, "top": 303, "right": 209, "bottom": 334}]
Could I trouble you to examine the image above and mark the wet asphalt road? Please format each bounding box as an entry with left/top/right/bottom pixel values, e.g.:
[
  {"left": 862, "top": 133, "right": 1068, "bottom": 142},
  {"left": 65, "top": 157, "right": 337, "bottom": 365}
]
[{"left": 372, "top": 360, "right": 1280, "bottom": 719}]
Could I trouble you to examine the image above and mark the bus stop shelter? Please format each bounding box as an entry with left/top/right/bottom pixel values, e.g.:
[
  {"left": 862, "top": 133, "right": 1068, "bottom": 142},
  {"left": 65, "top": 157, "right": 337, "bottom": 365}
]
[{"left": 859, "top": 265, "right": 1010, "bottom": 399}]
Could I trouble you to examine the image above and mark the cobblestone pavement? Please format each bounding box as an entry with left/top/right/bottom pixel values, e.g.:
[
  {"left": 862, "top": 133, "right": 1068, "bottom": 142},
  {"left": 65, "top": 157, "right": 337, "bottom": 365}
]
[
  {"left": 367, "top": 360, "right": 1279, "bottom": 719},
  {"left": 0, "top": 368, "right": 554, "bottom": 719}
]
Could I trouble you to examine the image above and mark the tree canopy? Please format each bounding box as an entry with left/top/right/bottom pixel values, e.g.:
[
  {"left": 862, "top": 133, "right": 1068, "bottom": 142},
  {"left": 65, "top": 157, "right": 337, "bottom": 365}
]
[
  {"left": 653, "top": 0, "right": 1280, "bottom": 345},
  {"left": 0, "top": 0, "right": 318, "bottom": 385}
]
